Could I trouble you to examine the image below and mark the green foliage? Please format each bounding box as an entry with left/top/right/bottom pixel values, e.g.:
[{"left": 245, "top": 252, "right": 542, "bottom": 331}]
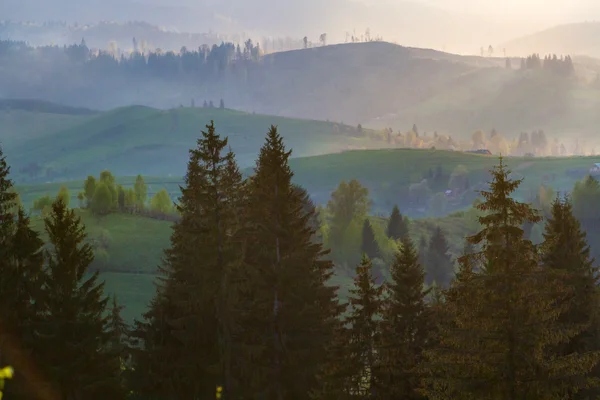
[
  {"left": 541, "top": 197, "right": 600, "bottom": 397},
  {"left": 361, "top": 219, "right": 380, "bottom": 260},
  {"left": 33, "top": 194, "right": 53, "bottom": 212},
  {"left": 92, "top": 181, "right": 113, "bottom": 215},
  {"left": 149, "top": 189, "right": 172, "bottom": 215},
  {"left": 136, "top": 121, "right": 246, "bottom": 398},
  {"left": 56, "top": 185, "right": 70, "bottom": 208},
  {"left": 378, "top": 235, "right": 430, "bottom": 399},
  {"left": 345, "top": 254, "right": 384, "bottom": 396},
  {"left": 84, "top": 175, "right": 96, "bottom": 206},
  {"left": 134, "top": 175, "right": 147, "bottom": 210},
  {"left": 234, "top": 125, "right": 342, "bottom": 398},
  {"left": 0, "top": 146, "right": 45, "bottom": 397},
  {"left": 572, "top": 176, "right": 600, "bottom": 221},
  {"left": 35, "top": 198, "right": 122, "bottom": 398},
  {"left": 448, "top": 164, "right": 469, "bottom": 192},
  {"left": 425, "top": 226, "right": 454, "bottom": 287},
  {"left": 327, "top": 179, "right": 371, "bottom": 253},
  {"left": 386, "top": 204, "right": 409, "bottom": 241},
  {"left": 422, "top": 158, "right": 599, "bottom": 399}
]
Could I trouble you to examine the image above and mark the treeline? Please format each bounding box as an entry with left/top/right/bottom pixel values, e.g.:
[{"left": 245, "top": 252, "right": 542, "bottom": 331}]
[
  {"left": 518, "top": 52, "right": 575, "bottom": 76},
  {"left": 0, "top": 37, "right": 262, "bottom": 80},
  {"left": 4, "top": 120, "right": 600, "bottom": 398}
]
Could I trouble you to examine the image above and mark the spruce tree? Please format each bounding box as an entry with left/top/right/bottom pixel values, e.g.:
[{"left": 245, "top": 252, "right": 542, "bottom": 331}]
[
  {"left": 361, "top": 219, "right": 380, "bottom": 260},
  {"left": 421, "top": 158, "right": 600, "bottom": 399},
  {"left": 310, "top": 317, "right": 353, "bottom": 400},
  {"left": 34, "top": 199, "right": 120, "bottom": 399},
  {"left": 541, "top": 197, "right": 600, "bottom": 397},
  {"left": 129, "top": 290, "right": 180, "bottom": 399},
  {"left": 345, "top": 254, "right": 383, "bottom": 397},
  {"left": 0, "top": 147, "right": 45, "bottom": 399},
  {"left": 378, "top": 236, "right": 430, "bottom": 399},
  {"left": 235, "top": 125, "right": 342, "bottom": 399},
  {"left": 425, "top": 226, "right": 453, "bottom": 287},
  {"left": 144, "top": 121, "right": 244, "bottom": 398},
  {"left": 386, "top": 205, "right": 408, "bottom": 240}
]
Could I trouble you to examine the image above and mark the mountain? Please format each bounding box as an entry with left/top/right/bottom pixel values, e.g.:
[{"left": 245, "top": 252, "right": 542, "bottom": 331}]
[{"left": 502, "top": 22, "right": 600, "bottom": 59}]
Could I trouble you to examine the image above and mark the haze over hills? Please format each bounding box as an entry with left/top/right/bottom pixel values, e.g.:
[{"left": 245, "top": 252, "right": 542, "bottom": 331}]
[
  {"left": 3, "top": 38, "right": 600, "bottom": 149},
  {"left": 0, "top": 0, "right": 577, "bottom": 54},
  {"left": 501, "top": 22, "right": 600, "bottom": 59}
]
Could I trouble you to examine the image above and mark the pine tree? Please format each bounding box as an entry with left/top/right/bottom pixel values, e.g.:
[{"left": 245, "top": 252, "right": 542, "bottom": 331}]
[
  {"left": 421, "top": 158, "right": 600, "bottom": 399},
  {"left": 235, "top": 125, "right": 342, "bottom": 399},
  {"left": 386, "top": 204, "right": 408, "bottom": 241},
  {"left": 34, "top": 199, "right": 120, "bottom": 399},
  {"left": 142, "top": 121, "right": 244, "bottom": 398},
  {"left": 102, "top": 296, "right": 130, "bottom": 398},
  {"left": 310, "top": 317, "right": 353, "bottom": 400},
  {"left": 129, "top": 290, "right": 180, "bottom": 398},
  {"left": 418, "top": 235, "right": 428, "bottom": 272},
  {"left": 541, "top": 197, "right": 600, "bottom": 397},
  {"left": 361, "top": 219, "right": 380, "bottom": 260},
  {"left": 378, "top": 236, "right": 430, "bottom": 399},
  {"left": 0, "top": 147, "right": 45, "bottom": 399},
  {"left": 345, "top": 254, "right": 383, "bottom": 397},
  {"left": 425, "top": 226, "right": 453, "bottom": 287}
]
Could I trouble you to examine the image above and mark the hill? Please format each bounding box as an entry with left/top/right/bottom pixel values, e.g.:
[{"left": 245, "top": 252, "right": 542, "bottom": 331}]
[
  {"left": 4, "top": 40, "right": 600, "bottom": 146},
  {"left": 0, "top": 0, "right": 532, "bottom": 52},
  {"left": 502, "top": 22, "right": 600, "bottom": 59},
  {"left": 4, "top": 105, "right": 390, "bottom": 183},
  {"left": 16, "top": 148, "right": 600, "bottom": 217}
]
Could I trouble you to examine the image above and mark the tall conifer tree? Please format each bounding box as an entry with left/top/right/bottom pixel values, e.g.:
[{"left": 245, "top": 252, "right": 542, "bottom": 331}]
[
  {"left": 361, "top": 219, "right": 380, "bottom": 260},
  {"left": 34, "top": 199, "right": 120, "bottom": 399},
  {"left": 0, "top": 147, "right": 45, "bottom": 398},
  {"left": 425, "top": 227, "right": 453, "bottom": 287},
  {"left": 235, "top": 125, "right": 342, "bottom": 399},
  {"left": 378, "top": 236, "right": 430, "bottom": 399},
  {"left": 541, "top": 197, "right": 600, "bottom": 397},
  {"left": 141, "top": 121, "right": 244, "bottom": 398},
  {"left": 345, "top": 254, "right": 383, "bottom": 397},
  {"left": 422, "top": 158, "right": 600, "bottom": 399},
  {"left": 386, "top": 205, "right": 408, "bottom": 241}
]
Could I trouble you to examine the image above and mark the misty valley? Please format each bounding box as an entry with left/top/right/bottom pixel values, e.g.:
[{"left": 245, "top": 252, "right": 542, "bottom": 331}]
[{"left": 4, "top": 3, "right": 600, "bottom": 399}]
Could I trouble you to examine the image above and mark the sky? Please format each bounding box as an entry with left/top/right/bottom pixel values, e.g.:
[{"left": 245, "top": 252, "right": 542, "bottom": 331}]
[
  {"left": 420, "top": 0, "right": 599, "bottom": 23},
  {"left": 2, "top": 0, "right": 600, "bottom": 54}
]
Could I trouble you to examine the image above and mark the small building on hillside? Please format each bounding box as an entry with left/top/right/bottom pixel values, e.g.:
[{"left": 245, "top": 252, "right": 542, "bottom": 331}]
[
  {"left": 590, "top": 163, "right": 600, "bottom": 175},
  {"left": 466, "top": 149, "right": 492, "bottom": 155}
]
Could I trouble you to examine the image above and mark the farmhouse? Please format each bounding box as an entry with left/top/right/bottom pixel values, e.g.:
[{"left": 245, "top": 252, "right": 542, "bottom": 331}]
[{"left": 465, "top": 149, "right": 492, "bottom": 155}]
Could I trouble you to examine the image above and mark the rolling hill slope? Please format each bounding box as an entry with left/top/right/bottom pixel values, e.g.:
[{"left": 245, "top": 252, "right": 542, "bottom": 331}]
[
  {"left": 4, "top": 105, "right": 390, "bottom": 182},
  {"left": 5, "top": 41, "right": 600, "bottom": 145}
]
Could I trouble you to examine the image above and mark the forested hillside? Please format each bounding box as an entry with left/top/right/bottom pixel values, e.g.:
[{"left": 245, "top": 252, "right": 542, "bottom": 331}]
[
  {"left": 3, "top": 38, "right": 600, "bottom": 141},
  {"left": 3, "top": 119, "right": 600, "bottom": 398}
]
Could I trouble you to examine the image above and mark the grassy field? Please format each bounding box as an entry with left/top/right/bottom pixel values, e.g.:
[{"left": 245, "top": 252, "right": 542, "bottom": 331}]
[
  {"left": 16, "top": 149, "right": 599, "bottom": 215},
  {"left": 18, "top": 149, "right": 599, "bottom": 323},
  {"left": 4, "top": 106, "right": 388, "bottom": 183},
  {"left": 28, "top": 208, "right": 474, "bottom": 324}
]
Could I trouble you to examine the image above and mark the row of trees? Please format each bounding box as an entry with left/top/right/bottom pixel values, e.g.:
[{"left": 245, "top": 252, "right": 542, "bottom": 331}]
[
  {"left": 125, "top": 125, "right": 600, "bottom": 398},
  {"left": 0, "top": 147, "right": 127, "bottom": 398},
  {"left": 3, "top": 120, "right": 600, "bottom": 398},
  {"left": 518, "top": 53, "right": 576, "bottom": 76},
  {"left": 0, "top": 38, "right": 264, "bottom": 80},
  {"left": 129, "top": 121, "right": 600, "bottom": 399}
]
